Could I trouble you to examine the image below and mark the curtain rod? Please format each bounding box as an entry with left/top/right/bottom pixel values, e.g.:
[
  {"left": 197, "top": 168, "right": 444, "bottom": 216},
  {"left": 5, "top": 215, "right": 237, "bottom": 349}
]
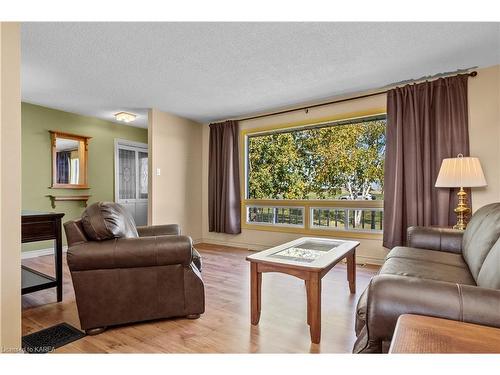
[{"left": 229, "top": 69, "right": 478, "bottom": 123}]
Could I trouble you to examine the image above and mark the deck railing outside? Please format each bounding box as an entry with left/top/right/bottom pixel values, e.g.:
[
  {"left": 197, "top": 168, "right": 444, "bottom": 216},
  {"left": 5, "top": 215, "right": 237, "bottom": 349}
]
[{"left": 245, "top": 203, "right": 383, "bottom": 233}]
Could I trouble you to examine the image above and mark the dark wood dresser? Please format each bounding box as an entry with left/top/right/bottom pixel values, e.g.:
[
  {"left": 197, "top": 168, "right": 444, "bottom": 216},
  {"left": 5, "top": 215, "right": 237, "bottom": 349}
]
[{"left": 22, "top": 211, "right": 65, "bottom": 302}]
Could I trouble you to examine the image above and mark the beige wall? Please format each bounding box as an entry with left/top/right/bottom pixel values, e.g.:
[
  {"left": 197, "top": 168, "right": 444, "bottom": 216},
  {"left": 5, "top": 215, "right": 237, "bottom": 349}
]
[
  {"left": 469, "top": 65, "right": 500, "bottom": 210},
  {"left": 200, "top": 65, "right": 500, "bottom": 265},
  {"left": 201, "top": 94, "right": 388, "bottom": 265},
  {"left": 148, "top": 109, "right": 203, "bottom": 241},
  {"left": 0, "top": 22, "right": 21, "bottom": 352}
]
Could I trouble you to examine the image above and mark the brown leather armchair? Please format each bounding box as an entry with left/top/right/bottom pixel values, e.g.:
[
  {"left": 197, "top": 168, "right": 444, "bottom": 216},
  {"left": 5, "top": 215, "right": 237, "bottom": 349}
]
[
  {"left": 64, "top": 202, "right": 204, "bottom": 335},
  {"left": 353, "top": 202, "right": 500, "bottom": 353}
]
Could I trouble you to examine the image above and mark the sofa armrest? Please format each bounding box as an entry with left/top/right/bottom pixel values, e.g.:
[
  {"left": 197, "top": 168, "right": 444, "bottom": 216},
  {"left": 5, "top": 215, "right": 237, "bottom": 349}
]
[
  {"left": 407, "top": 226, "right": 463, "bottom": 254},
  {"left": 136, "top": 224, "right": 180, "bottom": 237},
  {"left": 364, "top": 275, "right": 500, "bottom": 344},
  {"left": 68, "top": 235, "right": 193, "bottom": 271}
]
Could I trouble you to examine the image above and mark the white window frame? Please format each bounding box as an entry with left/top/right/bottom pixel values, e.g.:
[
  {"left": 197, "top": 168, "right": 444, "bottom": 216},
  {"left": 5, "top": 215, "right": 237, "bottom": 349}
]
[{"left": 241, "top": 112, "right": 386, "bottom": 239}]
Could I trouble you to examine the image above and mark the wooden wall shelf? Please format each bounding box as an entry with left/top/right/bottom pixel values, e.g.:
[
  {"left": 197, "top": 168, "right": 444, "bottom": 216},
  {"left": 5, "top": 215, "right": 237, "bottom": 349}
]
[
  {"left": 46, "top": 195, "right": 91, "bottom": 209},
  {"left": 49, "top": 186, "right": 90, "bottom": 190}
]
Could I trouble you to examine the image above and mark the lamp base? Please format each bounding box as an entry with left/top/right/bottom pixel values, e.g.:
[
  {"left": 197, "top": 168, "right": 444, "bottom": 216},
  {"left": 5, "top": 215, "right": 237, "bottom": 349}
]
[{"left": 453, "top": 187, "right": 471, "bottom": 231}]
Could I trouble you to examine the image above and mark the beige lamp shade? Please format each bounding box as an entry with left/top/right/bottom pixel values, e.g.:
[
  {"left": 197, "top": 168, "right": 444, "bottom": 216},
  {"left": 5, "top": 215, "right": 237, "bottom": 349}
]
[{"left": 435, "top": 155, "right": 487, "bottom": 188}]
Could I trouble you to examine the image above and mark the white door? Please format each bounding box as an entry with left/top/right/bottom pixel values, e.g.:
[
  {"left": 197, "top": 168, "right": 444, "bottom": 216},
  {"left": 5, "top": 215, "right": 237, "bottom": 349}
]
[{"left": 114, "top": 139, "right": 148, "bottom": 226}]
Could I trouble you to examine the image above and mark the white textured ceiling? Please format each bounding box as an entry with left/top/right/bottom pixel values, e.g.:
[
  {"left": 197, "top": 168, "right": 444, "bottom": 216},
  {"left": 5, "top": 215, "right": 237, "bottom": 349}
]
[{"left": 22, "top": 22, "right": 500, "bottom": 128}]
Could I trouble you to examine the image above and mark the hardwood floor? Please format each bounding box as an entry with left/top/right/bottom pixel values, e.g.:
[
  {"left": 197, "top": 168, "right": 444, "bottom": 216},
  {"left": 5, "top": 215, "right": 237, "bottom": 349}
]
[{"left": 22, "top": 243, "right": 378, "bottom": 353}]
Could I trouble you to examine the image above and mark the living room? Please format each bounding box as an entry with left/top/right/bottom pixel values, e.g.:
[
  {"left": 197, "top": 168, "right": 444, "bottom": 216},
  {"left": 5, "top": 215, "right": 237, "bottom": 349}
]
[{"left": 1, "top": 1, "right": 499, "bottom": 373}]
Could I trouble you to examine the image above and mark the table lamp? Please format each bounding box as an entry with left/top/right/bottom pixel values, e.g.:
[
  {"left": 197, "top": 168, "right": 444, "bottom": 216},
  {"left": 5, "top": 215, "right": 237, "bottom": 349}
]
[{"left": 435, "top": 154, "right": 487, "bottom": 230}]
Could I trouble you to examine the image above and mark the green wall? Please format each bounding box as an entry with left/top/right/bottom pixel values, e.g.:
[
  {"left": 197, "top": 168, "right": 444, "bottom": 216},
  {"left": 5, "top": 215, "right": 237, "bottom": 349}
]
[{"left": 22, "top": 102, "right": 148, "bottom": 251}]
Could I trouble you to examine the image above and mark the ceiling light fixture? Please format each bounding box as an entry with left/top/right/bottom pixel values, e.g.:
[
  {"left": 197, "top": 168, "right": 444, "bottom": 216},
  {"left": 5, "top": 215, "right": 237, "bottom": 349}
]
[{"left": 114, "top": 112, "right": 137, "bottom": 123}]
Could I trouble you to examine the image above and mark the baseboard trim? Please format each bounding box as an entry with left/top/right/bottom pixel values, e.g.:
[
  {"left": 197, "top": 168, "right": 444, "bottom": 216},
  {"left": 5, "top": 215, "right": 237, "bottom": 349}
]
[
  {"left": 200, "top": 238, "right": 385, "bottom": 266},
  {"left": 356, "top": 255, "right": 384, "bottom": 266},
  {"left": 199, "top": 238, "right": 263, "bottom": 251},
  {"left": 22, "top": 246, "right": 68, "bottom": 259}
]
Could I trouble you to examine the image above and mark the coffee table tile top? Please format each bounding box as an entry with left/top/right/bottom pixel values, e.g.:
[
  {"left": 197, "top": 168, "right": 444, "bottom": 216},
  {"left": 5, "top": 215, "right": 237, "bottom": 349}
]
[{"left": 246, "top": 237, "right": 359, "bottom": 270}]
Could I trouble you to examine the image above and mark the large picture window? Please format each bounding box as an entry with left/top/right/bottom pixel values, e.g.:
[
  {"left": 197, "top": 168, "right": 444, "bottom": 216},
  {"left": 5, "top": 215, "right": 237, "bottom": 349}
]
[{"left": 242, "top": 114, "right": 386, "bottom": 237}]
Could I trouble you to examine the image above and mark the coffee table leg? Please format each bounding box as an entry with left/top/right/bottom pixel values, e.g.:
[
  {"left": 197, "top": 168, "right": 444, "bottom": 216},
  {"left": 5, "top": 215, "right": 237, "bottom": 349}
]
[
  {"left": 347, "top": 249, "right": 356, "bottom": 294},
  {"left": 307, "top": 272, "right": 321, "bottom": 344},
  {"left": 305, "top": 279, "right": 311, "bottom": 325},
  {"left": 250, "top": 262, "right": 261, "bottom": 325}
]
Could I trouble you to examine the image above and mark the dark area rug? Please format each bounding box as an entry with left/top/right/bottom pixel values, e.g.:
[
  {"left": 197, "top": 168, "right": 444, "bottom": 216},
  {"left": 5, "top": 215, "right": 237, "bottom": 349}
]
[{"left": 22, "top": 323, "right": 85, "bottom": 353}]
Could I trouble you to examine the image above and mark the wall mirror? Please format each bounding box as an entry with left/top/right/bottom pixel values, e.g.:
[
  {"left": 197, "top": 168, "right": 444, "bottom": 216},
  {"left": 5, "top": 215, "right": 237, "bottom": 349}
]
[{"left": 50, "top": 131, "right": 91, "bottom": 189}]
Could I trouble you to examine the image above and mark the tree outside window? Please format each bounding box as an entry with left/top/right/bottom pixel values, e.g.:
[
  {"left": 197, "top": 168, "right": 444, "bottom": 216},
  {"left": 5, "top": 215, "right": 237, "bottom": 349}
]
[{"left": 247, "top": 116, "right": 386, "bottom": 202}]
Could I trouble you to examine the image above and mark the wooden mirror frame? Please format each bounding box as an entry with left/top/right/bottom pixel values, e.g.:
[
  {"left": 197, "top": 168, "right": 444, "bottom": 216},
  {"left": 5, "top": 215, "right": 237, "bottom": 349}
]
[{"left": 50, "top": 130, "right": 92, "bottom": 189}]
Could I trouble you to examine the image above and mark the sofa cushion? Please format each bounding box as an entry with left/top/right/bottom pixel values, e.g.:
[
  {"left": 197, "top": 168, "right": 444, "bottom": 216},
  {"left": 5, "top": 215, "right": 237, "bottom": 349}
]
[
  {"left": 386, "top": 246, "right": 468, "bottom": 269},
  {"left": 462, "top": 203, "right": 500, "bottom": 281},
  {"left": 406, "top": 226, "right": 463, "bottom": 254},
  {"left": 81, "top": 202, "right": 138, "bottom": 241},
  {"left": 355, "top": 248, "right": 474, "bottom": 343},
  {"left": 476, "top": 238, "right": 500, "bottom": 289},
  {"left": 379, "top": 257, "right": 476, "bottom": 285}
]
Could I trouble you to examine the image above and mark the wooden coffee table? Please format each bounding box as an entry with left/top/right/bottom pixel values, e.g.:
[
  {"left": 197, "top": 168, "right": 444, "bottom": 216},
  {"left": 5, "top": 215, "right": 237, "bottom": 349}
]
[{"left": 246, "top": 237, "right": 359, "bottom": 344}]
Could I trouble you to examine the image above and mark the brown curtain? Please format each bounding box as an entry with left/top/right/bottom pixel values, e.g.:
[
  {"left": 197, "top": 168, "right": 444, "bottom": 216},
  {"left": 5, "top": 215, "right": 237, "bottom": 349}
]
[
  {"left": 208, "top": 120, "right": 241, "bottom": 234},
  {"left": 383, "top": 75, "right": 470, "bottom": 248}
]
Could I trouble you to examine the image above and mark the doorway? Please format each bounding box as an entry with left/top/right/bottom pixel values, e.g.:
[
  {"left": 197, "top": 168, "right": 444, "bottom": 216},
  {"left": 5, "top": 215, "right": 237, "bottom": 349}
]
[{"left": 114, "top": 139, "right": 148, "bottom": 226}]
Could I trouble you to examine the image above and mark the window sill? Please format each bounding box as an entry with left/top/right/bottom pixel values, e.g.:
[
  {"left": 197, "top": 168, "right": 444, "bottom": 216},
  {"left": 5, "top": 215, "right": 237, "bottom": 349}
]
[{"left": 241, "top": 222, "right": 383, "bottom": 240}]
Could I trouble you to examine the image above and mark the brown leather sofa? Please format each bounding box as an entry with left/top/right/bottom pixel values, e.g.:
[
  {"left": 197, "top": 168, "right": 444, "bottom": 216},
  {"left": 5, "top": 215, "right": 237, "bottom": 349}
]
[
  {"left": 64, "top": 202, "right": 204, "bottom": 335},
  {"left": 353, "top": 202, "right": 500, "bottom": 353}
]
